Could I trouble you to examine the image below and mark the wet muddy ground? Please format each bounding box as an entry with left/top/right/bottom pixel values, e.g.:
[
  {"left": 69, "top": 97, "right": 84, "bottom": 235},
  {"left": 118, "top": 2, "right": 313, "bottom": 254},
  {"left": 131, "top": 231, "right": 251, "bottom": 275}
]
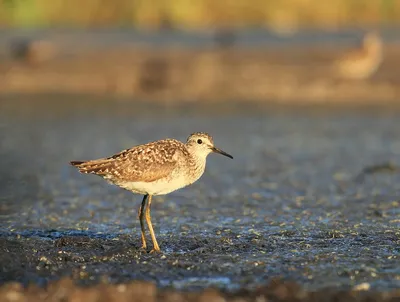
[{"left": 0, "top": 97, "right": 399, "bottom": 300}]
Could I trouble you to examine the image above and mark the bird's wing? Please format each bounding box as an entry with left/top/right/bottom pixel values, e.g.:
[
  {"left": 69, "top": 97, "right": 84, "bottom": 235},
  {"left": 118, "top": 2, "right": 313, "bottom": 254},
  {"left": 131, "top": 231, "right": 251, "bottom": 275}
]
[{"left": 72, "top": 139, "right": 183, "bottom": 183}]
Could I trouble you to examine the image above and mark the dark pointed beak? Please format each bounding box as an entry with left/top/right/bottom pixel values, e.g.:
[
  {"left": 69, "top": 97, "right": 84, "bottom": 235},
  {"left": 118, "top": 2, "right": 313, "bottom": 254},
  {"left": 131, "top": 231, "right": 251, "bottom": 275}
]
[{"left": 211, "top": 146, "right": 233, "bottom": 159}]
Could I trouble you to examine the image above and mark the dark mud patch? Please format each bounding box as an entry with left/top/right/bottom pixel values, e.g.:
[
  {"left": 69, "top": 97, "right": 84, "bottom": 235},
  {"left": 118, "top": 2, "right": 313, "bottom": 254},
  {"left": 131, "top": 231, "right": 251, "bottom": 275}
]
[
  {"left": 1, "top": 228, "right": 399, "bottom": 292},
  {"left": 354, "top": 162, "right": 400, "bottom": 182}
]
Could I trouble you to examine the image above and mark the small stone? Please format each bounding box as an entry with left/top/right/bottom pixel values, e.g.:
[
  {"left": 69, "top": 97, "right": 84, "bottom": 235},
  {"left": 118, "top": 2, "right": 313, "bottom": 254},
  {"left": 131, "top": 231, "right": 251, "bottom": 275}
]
[{"left": 352, "top": 282, "right": 370, "bottom": 291}]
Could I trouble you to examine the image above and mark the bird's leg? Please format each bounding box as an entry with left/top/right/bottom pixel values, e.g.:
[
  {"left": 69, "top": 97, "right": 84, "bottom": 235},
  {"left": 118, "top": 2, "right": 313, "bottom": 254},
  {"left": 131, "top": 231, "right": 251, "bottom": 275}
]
[
  {"left": 145, "top": 195, "right": 161, "bottom": 253},
  {"left": 138, "top": 194, "right": 148, "bottom": 250}
]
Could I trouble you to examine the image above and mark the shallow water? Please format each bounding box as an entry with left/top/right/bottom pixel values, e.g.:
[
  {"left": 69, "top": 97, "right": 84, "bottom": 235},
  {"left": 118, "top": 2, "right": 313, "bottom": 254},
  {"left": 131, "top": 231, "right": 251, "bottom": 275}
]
[
  {"left": 1, "top": 27, "right": 400, "bottom": 51},
  {"left": 0, "top": 96, "right": 399, "bottom": 291}
]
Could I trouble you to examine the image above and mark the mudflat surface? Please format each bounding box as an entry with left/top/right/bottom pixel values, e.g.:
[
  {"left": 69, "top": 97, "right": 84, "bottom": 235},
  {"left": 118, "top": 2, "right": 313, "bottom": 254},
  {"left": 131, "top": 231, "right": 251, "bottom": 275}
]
[{"left": 0, "top": 97, "right": 399, "bottom": 300}]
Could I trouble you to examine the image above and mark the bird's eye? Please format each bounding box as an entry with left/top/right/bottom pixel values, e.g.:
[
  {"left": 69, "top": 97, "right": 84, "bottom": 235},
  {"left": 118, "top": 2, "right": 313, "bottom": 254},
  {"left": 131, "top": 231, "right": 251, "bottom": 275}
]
[{"left": 197, "top": 139, "right": 202, "bottom": 144}]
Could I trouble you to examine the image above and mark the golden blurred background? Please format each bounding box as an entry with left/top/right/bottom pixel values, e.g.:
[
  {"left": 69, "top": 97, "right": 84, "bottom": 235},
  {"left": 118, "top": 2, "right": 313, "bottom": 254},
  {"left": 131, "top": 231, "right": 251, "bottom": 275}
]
[
  {"left": 1, "top": 0, "right": 399, "bottom": 30},
  {"left": 0, "top": 0, "right": 399, "bottom": 104}
]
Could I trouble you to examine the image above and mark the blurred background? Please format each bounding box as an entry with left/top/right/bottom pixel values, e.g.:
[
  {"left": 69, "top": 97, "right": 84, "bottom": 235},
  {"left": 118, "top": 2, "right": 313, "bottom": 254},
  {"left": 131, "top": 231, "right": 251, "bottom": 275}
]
[
  {"left": 0, "top": 0, "right": 399, "bottom": 102},
  {"left": 1, "top": 0, "right": 400, "bottom": 29}
]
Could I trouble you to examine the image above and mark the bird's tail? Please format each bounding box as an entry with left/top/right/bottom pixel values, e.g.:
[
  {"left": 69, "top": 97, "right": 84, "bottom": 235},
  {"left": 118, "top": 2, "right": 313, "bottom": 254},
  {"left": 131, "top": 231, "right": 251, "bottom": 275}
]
[{"left": 70, "top": 159, "right": 113, "bottom": 175}]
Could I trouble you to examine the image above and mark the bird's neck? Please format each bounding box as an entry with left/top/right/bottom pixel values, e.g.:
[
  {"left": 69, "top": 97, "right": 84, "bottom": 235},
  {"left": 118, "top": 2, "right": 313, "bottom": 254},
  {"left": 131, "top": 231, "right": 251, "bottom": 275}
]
[
  {"left": 193, "top": 153, "right": 207, "bottom": 171},
  {"left": 365, "top": 39, "right": 382, "bottom": 58},
  {"left": 187, "top": 150, "right": 207, "bottom": 178}
]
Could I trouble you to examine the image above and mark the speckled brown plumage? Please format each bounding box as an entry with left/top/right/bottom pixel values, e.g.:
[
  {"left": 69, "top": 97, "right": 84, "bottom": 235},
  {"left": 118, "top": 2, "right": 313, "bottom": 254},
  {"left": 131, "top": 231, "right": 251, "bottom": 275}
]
[
  {"left": 70, "top": 132, "right": 233, "bottom": 252},
  {"left": 71, "top": 139, "right": 186, "bottom": 183}
]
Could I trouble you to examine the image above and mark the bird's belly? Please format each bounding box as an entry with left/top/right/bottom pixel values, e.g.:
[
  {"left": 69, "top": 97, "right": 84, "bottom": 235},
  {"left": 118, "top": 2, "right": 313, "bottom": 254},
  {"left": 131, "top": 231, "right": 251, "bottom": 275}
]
[{"left": 116, "top": 175, "right": 193, "bottom": 196}]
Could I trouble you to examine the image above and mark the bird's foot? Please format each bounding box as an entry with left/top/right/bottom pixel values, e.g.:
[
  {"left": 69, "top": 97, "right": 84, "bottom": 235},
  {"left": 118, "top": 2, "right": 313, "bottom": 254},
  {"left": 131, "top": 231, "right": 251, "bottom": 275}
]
[{"left": 149, "top": 248, "right": 161, "bottom": 254}]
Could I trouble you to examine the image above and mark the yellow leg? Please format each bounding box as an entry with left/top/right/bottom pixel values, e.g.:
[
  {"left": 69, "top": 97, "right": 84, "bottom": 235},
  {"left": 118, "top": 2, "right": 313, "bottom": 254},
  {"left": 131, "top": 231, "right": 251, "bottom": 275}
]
[
  {"left": 145, "top": 195, "right": 161, "bottom": 252},
  {"left": 138, "top": 195, "right": 147, "bottom": 250}
]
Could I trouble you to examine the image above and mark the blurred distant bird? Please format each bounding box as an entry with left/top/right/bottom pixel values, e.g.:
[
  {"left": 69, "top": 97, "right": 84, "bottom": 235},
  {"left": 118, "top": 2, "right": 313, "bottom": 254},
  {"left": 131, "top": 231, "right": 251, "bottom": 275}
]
[
  {"left": 70, "top": 132, "right": 233, "bottom": 253},
  {"left": 334, "top": 31, "right": 383, "bottom": 80},
  {"left": 214, "top": 28, "right": 236, "bottom": 49},
  {"left": 10, "top": 39, "right": 56, "bottom": 65}
]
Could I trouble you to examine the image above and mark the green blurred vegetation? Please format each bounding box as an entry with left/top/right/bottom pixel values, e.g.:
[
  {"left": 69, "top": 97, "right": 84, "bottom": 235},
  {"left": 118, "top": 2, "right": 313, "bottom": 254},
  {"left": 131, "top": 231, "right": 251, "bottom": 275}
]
[{"left": 0, "top": 0, "right": 399, "bottom": 29}]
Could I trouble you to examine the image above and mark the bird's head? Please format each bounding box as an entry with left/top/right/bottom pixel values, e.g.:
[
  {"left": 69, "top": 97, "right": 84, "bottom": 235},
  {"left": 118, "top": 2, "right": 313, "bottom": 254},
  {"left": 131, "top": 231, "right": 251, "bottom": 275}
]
[{"left": 186, "top": 132, "right": 233, "bottom": 159}]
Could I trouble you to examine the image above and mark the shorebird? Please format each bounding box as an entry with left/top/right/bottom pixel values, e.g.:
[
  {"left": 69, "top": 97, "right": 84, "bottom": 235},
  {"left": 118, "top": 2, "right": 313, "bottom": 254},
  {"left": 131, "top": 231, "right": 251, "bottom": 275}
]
[
  {"left": 70, "top": 132, "right": 233, "bottom": 253},
  {"left": 11, "top": 39, "right": 56, "bottom": 65},
  {"left": 334, "top": 30, "right": 383, "bottom": 80}
]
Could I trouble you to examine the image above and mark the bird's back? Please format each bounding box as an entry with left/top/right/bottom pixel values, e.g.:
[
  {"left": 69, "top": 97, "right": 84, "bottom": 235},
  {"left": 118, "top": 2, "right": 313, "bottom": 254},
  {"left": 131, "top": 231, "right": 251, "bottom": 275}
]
[{"left": 71, "top": 138, "right": 188, "bottom": 183}]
